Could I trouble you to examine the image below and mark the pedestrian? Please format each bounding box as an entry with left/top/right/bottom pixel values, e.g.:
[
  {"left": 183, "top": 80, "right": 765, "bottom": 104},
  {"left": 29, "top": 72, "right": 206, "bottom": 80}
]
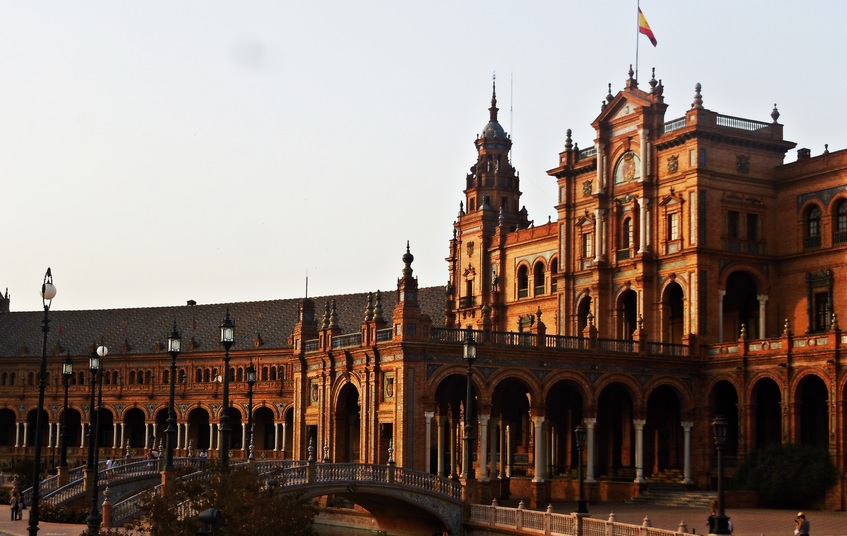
[
  {"left": 795, "top": 512, "right": 810, "bottom": 536},
  {"left": 9, "top": 490, "right": 19, "bottom": 520},
  {"left": 106, "top": 456, "right": 114, "bottom": 479}
]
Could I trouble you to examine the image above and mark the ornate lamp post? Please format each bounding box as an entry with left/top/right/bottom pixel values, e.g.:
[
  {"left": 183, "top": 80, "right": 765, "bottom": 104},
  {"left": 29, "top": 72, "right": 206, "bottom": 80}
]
[
  {"left": 165, "top": 323, "right": 181, "bottom": 471},
  {"left": 28, "top": 268, "right": 56, "bottom": 536},
  {"left": 246, "top": 361, "right": 256, "bottom": 461},
  {"left": 58, "top": 353, "right": 73, "bottom": 477},
  {"left": 86, "top": 343, "right": 107, "bottom": 532},
  {"left": 461, "top": 326, "right": 477, "bottom": 480},
  {"left": 710, "top": 416, "right": 730, "bottom": 535},
  {"left": 219, "top": 309, "right": 235, "bottom": 470},
  {"left": 574, "top": 424, "right": 589, "bottom": 514}
]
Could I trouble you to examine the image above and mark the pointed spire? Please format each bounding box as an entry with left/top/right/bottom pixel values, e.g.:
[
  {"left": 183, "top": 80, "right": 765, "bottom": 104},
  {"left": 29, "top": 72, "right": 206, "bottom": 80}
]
[
  {"left": 402, "top": 241, "right": 414, "bottom": 278},
  {"left": 321, "top": 301, "right": 330, "bottom": 329},
  {"left": 489, "top": 72, "right": 499, "bottom": 123}
]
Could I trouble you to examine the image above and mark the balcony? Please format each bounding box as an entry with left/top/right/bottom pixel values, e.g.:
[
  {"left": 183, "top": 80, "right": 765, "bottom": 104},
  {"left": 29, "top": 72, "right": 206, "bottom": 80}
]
[{"left": 459, "top": 295, "right": 475, "bottom": 308}]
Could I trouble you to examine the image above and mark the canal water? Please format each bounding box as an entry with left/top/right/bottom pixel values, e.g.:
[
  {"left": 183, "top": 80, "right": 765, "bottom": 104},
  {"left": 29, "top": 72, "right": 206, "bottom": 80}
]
[{"left": 313, "top": 523, "right": 385, "bottom": 535}]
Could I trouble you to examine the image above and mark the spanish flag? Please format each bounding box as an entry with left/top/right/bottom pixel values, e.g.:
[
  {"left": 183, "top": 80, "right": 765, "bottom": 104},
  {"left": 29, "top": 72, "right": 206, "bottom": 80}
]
[{"left": 638, "top": 8, "right": 657, "bottom": 47}]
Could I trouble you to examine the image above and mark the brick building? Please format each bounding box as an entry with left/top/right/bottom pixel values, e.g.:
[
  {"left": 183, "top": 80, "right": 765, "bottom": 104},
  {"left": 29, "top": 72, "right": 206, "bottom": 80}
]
[{"left": 1, "top": 68, "right": 846, "bottom": 509}]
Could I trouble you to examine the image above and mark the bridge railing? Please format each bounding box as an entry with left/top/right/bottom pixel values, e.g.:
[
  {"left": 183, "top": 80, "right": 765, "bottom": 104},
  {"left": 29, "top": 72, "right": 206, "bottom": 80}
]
[
  {"left": 469, "top": 504, "right": 696, "bottom": 536},
  {"left": 393, "top": 466, "right": 462, "bottom": 500}
]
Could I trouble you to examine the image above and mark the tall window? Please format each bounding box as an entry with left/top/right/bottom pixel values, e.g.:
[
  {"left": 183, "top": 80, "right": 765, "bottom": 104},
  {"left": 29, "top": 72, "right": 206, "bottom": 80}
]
[
  {"left": 747, "top": 213, "right": 759, "bottom": 241},
  {"left": 517, "top": 266, "right": 529, "bottom": 298},
  {"left": 622, "top": 217, "right": 632, "bottom": 249},
  {"left": 582, "top": 232, "right": 593, "bottom": 258},
  {"left": 534, "top": 262, "right": 545, "bottom": 296},
  {"left": 550, "top": 258, "right": 559, "bottom": 292},
  {"left": 667, "top": 212, "right": 680, "bottom": 240},
  {"left": 834, "top": 201, "right": 847, "bottom": 244},
  {"left": 805, "top": 206, "right": 822, "bottom": 248},
  {"left": 727, "top": 211, "right": 740, "bottom": 239}
]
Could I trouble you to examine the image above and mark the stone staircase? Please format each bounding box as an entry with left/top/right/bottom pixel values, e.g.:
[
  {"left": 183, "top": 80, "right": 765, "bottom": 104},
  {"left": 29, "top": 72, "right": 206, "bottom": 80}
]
[
  {"left": 625, "top": 471, "right": 716, "bottom": 508},
  {"left": 627, "top": 483, "right": 717, "bottom": 509}
]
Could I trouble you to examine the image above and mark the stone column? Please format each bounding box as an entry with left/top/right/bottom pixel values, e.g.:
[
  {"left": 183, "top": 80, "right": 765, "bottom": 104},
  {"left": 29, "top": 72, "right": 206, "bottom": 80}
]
[
  {"left": 718, "top": 290, "right": 726, "bottom": 342},
  {"left": 681, "top": 421, "right": 694, "bottom": 484},
  {"left": 633, "top": 418, "right": 646, "bottom": 483},
  {"left": 489, "top": 417, "right": 499, "bottom": 479},
  {"left": 80, "top": 423, "right": 86, "bottom": 448},
  {"left": 424, "top": 412, "right": 434, "bottom": 473},
  {"left": 757, "top": 294, "right": 768, "bottom": 339},
  {"left": 119, "top": 423, "right": 125, "bottom": 451},
  {"left": 531, "top": 416, "right": 545, "bottom": 483},
  {"left": 15, "top": 422, "right": 21, "bottom": 447},
  {"left": 436, "top": 415, "right": 445, "bottom": 477},
  {"left": 479, "top": 414, "right": 490, "bottom": 481},
  {"left": 22, "top": 423, "right": 28, "bottom": 447},
  {"left": 281, "top": 422, "right": 288, "bottom": 457},
  {"left": 242, "top": 422, "right": 247, "bottom": 450},
  {"left": 584, "top": 418, "right": 597, "bottom": 483}
]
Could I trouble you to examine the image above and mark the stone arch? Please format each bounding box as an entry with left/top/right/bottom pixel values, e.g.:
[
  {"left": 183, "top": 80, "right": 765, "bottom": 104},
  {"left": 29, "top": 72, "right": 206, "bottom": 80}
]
[
  {"left": 706, "top": 378, "right": 740, "bottom": 457},
  {"left": 433, "top": 371, "right": 480, "bottom": 479},
  {"left": 253, "top": 405, "right": 275, "bottom": 453},
  {"left": 595, "top": 380, "right": 638, "bottom": 477},
  {"left": 794, "top": 372, "right": 829, "bottom": 448},
  {"left": 544, "top": 378, "right": 586, "bottom": 475},
  {"left": 575, "top": 291, "right": 593, "bottom": 335},
  {"left": 333, "top": 382, "right": 361, "bottom": 463},
  {"left": 615, "top": 286, "right": 639, "bottom": 340},
  {"left": 749, "top": 375, "right": 782, "bottom": 448},
  {"left": 123, "top": 407, "right": 147, "bottom": 449},
  {"left": 660, "top": 278, "right": 685, "bottom": 344},
  {"left": 0, "top": 408, "right": 16, "bottom": 446},
  {"left": 186, "top": 406, "right": 212, "bottom": 452},
  {"left": 644, "top": 384, "right": 683, "bottom": 476},
  {"left": 721, "top": 268, "right": 765, "bottom": 340}
]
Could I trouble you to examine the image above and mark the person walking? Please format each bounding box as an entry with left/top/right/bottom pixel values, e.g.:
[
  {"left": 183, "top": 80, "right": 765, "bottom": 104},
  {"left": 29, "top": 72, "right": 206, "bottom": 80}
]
[
  {"left": 9, "top": 490, "right": 19, "bottom": 520},
  {"left": 795, "top": 512, "right": 810, "bottom": 536}
]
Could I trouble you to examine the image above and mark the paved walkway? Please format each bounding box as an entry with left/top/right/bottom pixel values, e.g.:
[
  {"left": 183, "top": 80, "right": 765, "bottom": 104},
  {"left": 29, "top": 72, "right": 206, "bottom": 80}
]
[{"left": 2, "top": 503, "right": 846, "bottom": 536}]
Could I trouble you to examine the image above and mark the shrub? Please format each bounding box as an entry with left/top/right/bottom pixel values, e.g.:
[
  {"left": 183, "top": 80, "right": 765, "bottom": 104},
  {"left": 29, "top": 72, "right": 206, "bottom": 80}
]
[{"left": 732, "top": 443, "right": 835, "bottom": 508}]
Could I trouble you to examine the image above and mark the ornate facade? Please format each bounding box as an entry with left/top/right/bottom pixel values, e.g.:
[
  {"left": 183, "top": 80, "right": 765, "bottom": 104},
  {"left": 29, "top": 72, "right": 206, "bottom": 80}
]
[{"left": 2, "top": 68, "right": 847, "bottom": 509}]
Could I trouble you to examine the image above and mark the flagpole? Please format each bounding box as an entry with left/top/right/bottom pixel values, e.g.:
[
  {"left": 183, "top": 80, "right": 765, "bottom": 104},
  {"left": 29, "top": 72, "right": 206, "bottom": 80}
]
[{"left": 635, "top": 0, "right": 640, "bottom": 82}]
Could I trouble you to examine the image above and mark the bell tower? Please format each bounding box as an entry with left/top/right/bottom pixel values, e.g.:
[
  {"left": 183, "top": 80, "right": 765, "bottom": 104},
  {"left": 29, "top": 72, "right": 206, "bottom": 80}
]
[{"left": 447, "top": 77, "right": 528, "bottom": 328}]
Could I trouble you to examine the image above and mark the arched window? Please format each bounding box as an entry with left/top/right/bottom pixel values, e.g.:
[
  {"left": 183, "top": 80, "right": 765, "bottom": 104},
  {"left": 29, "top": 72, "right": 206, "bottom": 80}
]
[
  {"left": 129, "top": 370, "right": 137, "bottom": 385},
  {"left": 805, "top": 205, "right": 822, "bottom": 248},
  {"left": 517, "top": 265, "right": 529, "bottom": 298},
  {"left": 834, "top": 200, "right": 847, "bottom": 244},
  {"left": 533, "top": 262, "right": 545, "bottom": 296}
]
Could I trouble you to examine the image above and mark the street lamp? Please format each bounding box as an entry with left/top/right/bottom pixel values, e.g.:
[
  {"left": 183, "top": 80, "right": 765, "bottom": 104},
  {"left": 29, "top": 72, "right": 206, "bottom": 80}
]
[
  {"left": 86, "top": 343, "right": 107, "bottom": 532},
  {"left": 219, "top": 309, "right": 235, "bottom": 470},
  {"left": 28, "top": 268, "right": 56, "bottom": 536},
  {"left": 574, "top": 424, "right": 589, "bottom": 514},
  {"left": 461, "top": 326, "right": 477, "bottom": 480},
  {"left": 710, "top": 416, "right": 730, "bottom": 535},
  {"left": 59, "top": 353, "right": 73, "bottom": 472},
  {"left": 246, "top": 361, "right": 256, "bottom": 461},
  {"left": 165, "top": 323, "right": 181, "bottom": 471}
]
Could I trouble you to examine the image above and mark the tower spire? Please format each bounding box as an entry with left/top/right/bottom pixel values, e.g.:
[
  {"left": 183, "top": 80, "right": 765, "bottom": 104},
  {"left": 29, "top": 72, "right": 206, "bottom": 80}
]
[{"left": 489, "top": 72, "right": 498, "bottom": 123}]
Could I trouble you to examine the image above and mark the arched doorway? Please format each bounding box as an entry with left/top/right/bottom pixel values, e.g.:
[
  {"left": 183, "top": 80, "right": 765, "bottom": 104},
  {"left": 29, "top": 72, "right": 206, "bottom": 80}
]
[
  {"left": 751, "top": 378, "right": 781, "bottom": 448},
  {"left": 724, "top": 271, "right": 760, "bottom": 340},
  {"left": 187, "top": 407, "right": 211, "bottom": 452},
  {"left": 618, "top": 290, "right": 638, "bottom": 339},
  {"left": 596, "top": 382, "right": 635, "bottom": 477},
  {"left": 577, "top": 296, "right": 592, "bottom": 335},
  {"left": 645, "top": 385, "right": 682, "bottom": 476},
  {"left": 710, "top": 380, "right": 739, "bottom": 457},
  {"left": 545, "top": 380, "right": 584, "bottom": 475},
  {"left": 123, "top": 407, "right": 146, "bottom": 449},
  {"left": 0, "top": 408, "right": 15, "bottom": 446},
  {"left": 662, "top": 282, "right": 684, "bottom": 344},
  {"left": 490, "top": 377, "right": 531, "bottom": 479},
  {"left": 334, "top": 383, "right": 361, "bottom": 462},
  {"left": 253, "top": 406, "right": 275, "bottom": 452},
  {"left": 26, "top": 408, "right": 49, "bottom": 446},
  {"left": 797, "top": 375, "right": 828, "bottom": 447}
]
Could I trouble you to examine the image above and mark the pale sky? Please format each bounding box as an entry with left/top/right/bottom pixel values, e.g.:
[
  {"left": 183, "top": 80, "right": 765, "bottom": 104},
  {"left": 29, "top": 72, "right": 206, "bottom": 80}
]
[{"left": 2, "top": 1, "right": 844, "bottom": 312}]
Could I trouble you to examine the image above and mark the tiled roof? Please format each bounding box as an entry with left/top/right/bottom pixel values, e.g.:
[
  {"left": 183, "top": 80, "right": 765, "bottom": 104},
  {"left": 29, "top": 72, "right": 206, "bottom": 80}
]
[{"left": 0, "top": 285, "right": 446, "bottom": 360}]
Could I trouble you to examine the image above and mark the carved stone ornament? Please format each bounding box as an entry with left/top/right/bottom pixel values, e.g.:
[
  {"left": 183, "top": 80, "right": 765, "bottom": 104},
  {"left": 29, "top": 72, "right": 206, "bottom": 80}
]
[
  {"left": 668, "top": 155, "right": 679, "bottom": 173},
  {"left": 582, "top": 180, "right": 593, "bottom": 197},
  {"left": 736, "top": 155, "right": 750, "bottom": 174}
]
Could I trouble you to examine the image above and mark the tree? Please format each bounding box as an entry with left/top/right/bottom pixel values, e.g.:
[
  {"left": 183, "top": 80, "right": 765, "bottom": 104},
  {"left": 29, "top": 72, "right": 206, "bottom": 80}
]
[
  {"left": 100, "top": 462, "right": 315, "bottom": 536},
  {"left": 732, "top": 443, "right": 835, "bottom": 508}
]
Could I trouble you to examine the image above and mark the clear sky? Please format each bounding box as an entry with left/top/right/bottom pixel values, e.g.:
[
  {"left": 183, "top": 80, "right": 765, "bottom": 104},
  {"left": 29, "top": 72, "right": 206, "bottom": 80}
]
[{"left": 2, "top": 1, "right": 844, "bottom": 312}]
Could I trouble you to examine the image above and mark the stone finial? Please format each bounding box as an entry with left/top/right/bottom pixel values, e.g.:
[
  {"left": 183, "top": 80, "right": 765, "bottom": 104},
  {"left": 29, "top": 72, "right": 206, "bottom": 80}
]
[
  {"left": 740, "top": 323, "right": 747, "bottom": 341},
  {"left": 458, "top": 201, "right": 465, "bottom": 217},
  {"left": 307, "top": 437, "right": 315, "bottom": 463},
  {"left": 678, "top": 521, "right": 688, "bottom": 533},
  {"left": 321, "top": 301, "right": 330, "bottom": 330},
  {"left": 628, "top": 64, "right": 635, "bottom": 81},
  {"left": 692, "top": 83, "right": 703, "bottom": 109},
  {"left": 587, "top": 312, "right": 595, "bottom": 327},
  {"left": 637, "top": 314, "right": 644, "bottom": 331},
  {"left": 831, "top": 312, "right": 839, "bottom": 331},
  {"left": 374, "top": 290, "right": 384, "bottom": 321},
  {"left": 783, "top": 318, "right": 791, "bottom": 336},
  {"left": 364, "top": 291, "right": 374, "bottom": 322},
  {"left": 564, "top": 129, "right": 573, "bottom": 152},
  {"left": 518, "top": 500, "right": 525, "bottom": 510},
  {"left": 606, "top": 83, "right": 614, "bottom": 104},
  {"left": 649, "top": 67, "right": 658, "bottom": 90},
  {"left": 771, "top": 103, "right": 780, "bottom": 123},
  {"left": 824, "top": 143, "right": 829, "bottom": 154},
  {"left": 329, "top": 299, "right": 339, "bottom": 329},
  {"left": 608, "top": 513, "right": 617, "bottom": 523},
  {"left": 546, "top": 504, "right": 553, "bottom": 514},
  {"left": 498, "top": 206, "right": 505, "bottom": 228},
  {"left": 642, "top": 516, "right": 652, "bottom": 528}
]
